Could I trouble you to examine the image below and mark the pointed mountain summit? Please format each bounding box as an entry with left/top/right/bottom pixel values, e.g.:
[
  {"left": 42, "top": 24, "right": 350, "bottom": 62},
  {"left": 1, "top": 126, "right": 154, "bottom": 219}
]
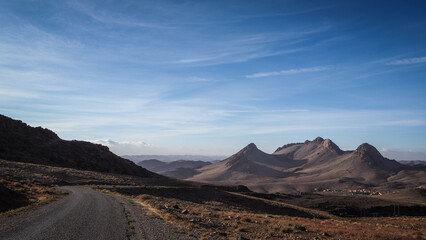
[
  {"left": 354, "top": 143, "right": 403, "bottom": 172},
  {"left": 226, "top": 143, "right": 263, "bottom": 167},
  {"left": 236, "top": 142, "right": 260, "bottom": 157},
  {"left": 322, "top": 139, "right": 343, "bottom": 154},
  {"left": 246, "top": 142, "right": 258, "bottom": 150},
  {"left": 355, "top": 143, "right": 384, "bottom": 160},
  {"left": 189, "top": 142, "right": 299, "bottom": 183}
]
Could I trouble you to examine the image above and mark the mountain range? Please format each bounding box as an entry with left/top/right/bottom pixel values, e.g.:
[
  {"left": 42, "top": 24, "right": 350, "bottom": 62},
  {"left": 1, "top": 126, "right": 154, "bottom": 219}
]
[
  {"left": 123, "top": 155, "right": 225, "bottom": 163},
  {"left": 1, "top": 114, "right": 425, "bottom": 194},
  {"left": 187, "top": 137, "right": 426, "bottom": 193},
  {"left": 399, "top": 160, "right": 426, "bottom": 166}
]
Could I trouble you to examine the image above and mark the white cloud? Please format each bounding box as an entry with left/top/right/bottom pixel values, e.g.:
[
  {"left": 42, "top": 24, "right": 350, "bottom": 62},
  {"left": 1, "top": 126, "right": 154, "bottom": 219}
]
[
  {"left": 69, "top": 1, "right": 170, "bottom": 29},
  {"left": 171, "top": 26, "right": 334, "bottom": 66},
  {"left": 0, "top": 88, "right": 40, "bottom": 99},
  {"left": 388, "top": 57, "right": 426, "bottom": 65},
  {"left": 245, "top": 67, "right": 328, "bottom": 78},
  {"left": 187, "top": 77, "right": 210, "bottom": 82},
  {"left": 174, "top": 57, "right": 220, "bottom": 64},
  {"left": 87, "top": 139, "right": 156, "bottom": 155},
  {"left": 85, "top": 138, "right": 236, "bottom": 156},
  {"left": 173, "top": 47, "right": 307, "bottom": 66}
]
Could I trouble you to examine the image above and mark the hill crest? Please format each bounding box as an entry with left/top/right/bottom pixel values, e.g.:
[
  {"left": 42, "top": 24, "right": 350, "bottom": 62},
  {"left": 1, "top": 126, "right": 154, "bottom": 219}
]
[{"left": 0, "top": 114, "right": 156, "bottom": 178}]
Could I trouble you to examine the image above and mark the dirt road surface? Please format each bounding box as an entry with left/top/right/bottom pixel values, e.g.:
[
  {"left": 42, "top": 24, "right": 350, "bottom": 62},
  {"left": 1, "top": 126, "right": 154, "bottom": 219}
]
[{"left": 0, "top": 186, "right": 183, "bottom": 240}]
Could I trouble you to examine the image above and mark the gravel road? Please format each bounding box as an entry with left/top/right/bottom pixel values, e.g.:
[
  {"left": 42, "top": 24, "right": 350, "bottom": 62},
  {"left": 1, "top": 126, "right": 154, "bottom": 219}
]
[{"left": 0, "top": 186, "right": 184, "bottom": 240}]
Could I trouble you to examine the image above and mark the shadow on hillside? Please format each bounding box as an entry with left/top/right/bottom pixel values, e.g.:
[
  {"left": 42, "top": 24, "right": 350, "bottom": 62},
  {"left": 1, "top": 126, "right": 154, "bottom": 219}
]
[
  {"left": 246, "top": 191, "right": 426, "bottom": 217},
  {"left": 0, "top": 182, "right": 30, "bottom": 212},
  {"left": 109, "top": 186, "right": 317, "bottom": 218}
]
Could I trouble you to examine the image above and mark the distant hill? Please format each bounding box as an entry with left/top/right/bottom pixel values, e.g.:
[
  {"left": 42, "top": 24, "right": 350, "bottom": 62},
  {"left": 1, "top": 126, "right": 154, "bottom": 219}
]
[
  {"left": 123, "top": 155, "right": 225, "bottom": 163},
  {"left": 160, "top": 167, "right": 202, "bottom": 179},
  {"left": 138, "top": 159, "right": 211, "bottom": 172},
  {"left": 138, "top": 159, "right": 211, "bottom": 179},
  {"left": 0, "top": 114, "right": 155, "bottom": 178},
  {"left": 399, "top": 160, "right": 426, "bottom": 166},
  {"left": 188, "top": 137, "right": 426, "bottom": 193},
  {"left": 137, "top": 159, "right": 166, "bottom": 170}
]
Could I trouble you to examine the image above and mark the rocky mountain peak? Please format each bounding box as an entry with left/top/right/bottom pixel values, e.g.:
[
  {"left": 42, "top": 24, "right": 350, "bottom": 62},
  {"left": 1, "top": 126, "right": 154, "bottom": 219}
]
[
  {"left": 225, "top": 143, "right": 260, "bottom": 167},
  {"left": 313, "top": 137, "right": 324, "bottom": 143},
  {"left": 355, "top": 143, "right": 384, "bottom": 161},
  {"left": 246, "top": 143, "right": 258, "bottom": 150},
  {"left": 322, "top": 139, "right": 343, "bottom": 154},
  {"left": 238, "top": 143, "right": 260, "bottom": 156}
]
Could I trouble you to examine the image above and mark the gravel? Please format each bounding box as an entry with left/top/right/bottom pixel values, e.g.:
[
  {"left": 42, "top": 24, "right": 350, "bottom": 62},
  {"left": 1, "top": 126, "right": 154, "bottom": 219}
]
[{"left": 0, "top": 186, "right": 184, "bottom": 240}]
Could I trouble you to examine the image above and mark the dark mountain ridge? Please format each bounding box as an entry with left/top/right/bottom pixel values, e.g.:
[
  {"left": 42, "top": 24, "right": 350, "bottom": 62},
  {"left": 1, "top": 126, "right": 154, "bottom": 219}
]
[{"left": 0, "top": 114, "right": 155, "bottom": 177}]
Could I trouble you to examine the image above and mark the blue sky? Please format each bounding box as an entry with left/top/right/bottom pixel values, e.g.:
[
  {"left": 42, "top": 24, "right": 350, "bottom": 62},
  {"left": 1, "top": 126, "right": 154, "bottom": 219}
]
[{"left": 1, "top": 0, "right": 426, "bottom": 159}]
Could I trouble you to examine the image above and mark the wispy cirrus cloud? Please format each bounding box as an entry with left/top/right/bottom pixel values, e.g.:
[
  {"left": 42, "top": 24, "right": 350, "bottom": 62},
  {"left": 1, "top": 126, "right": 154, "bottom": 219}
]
[
  {"left": 172, "top": 25, "right": 334, "bottom": 66},
  {"left": 245, "top": 66, "right": 328, "bottom": 78},
  {"left": 68, "top": 1, "right": 171, "bottom": 29},
  {"left": 186, "top": 77, "right": 211, "bottom": 82},
  {"left": 173, "top": 48, "right": 301, "bottom": 65},
  {"left": 0, "top": 88, "right": 40, "bottom": 99},
  {"left": 388, "top": 56, "right": 426, "bottom": 65}
]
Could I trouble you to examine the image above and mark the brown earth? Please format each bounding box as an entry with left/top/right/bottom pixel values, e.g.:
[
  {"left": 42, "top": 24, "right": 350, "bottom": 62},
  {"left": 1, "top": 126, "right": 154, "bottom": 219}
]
[{"left": 102, "top": 185, "right": 426, "bottom": 240}]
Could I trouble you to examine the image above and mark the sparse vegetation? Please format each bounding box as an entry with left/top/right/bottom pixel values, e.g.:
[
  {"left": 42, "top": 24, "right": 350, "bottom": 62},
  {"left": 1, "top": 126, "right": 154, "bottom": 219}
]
[
  {"left": 101, "top": 185, "right": 426, "bottom": 240},
  {"left": 0, "top": 158, "right": 188, "bottom": 188},
  {"left": 0, "top": 158, "right": 189, "bottom": 214},
  {"left": 119, "top": 201, "right": 136, "bottom": 239},
  {"left": 0, "top": 178, "right": 64, "bottom": 214}
]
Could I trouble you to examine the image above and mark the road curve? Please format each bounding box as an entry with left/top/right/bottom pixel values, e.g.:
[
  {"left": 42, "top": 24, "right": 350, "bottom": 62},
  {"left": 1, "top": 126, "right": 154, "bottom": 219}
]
[
  {"left": 0, "top": 186, "right": 127, "bottom": 240},
  {"left": 0, "top": 186, "right": 184, "bottom": 240}
]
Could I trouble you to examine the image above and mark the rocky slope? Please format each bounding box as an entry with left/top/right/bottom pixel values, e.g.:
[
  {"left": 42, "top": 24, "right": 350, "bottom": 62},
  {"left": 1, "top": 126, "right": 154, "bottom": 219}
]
[{"left": 0, "top": 114, "right": 155, "bottom": 177}]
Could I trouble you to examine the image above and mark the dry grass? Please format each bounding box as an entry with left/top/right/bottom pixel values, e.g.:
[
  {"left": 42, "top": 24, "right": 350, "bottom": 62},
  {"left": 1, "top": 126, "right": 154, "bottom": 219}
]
[
  {"left": 0, "top": 179, "right": 64, "bottom": 215},
  {"left": 0, "top": 159, "right": 182, "bottom": 188},
  {"left": 229, "top": 191, "right": 336, "bottom": 219}
]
